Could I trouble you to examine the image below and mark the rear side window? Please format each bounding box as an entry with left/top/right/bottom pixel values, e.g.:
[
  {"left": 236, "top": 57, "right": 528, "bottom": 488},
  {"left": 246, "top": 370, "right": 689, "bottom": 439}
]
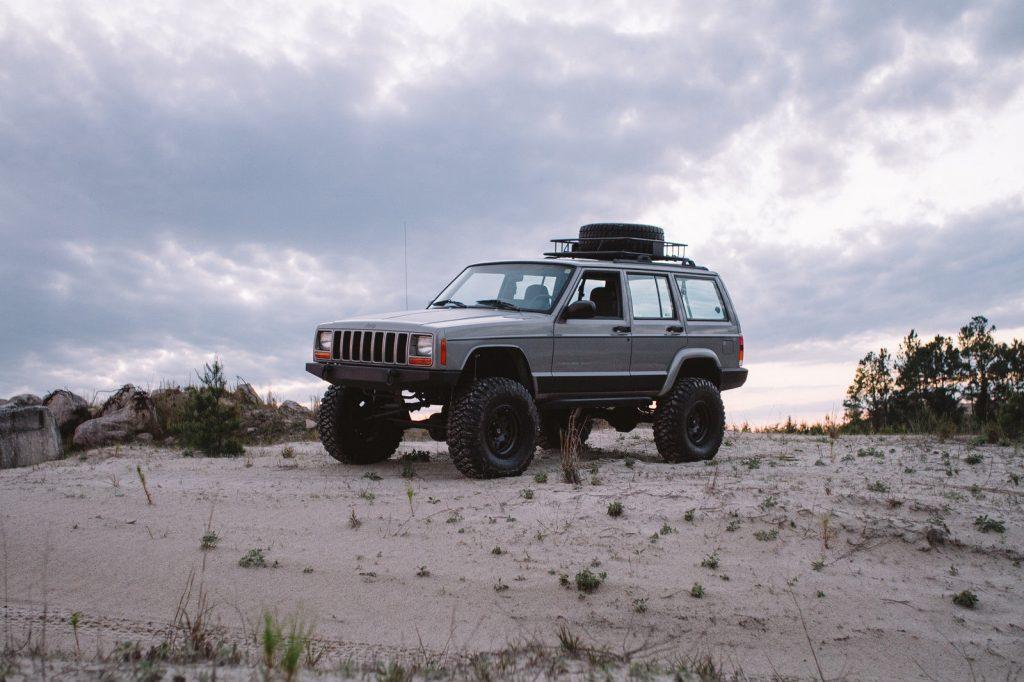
[
  {"left": 676, "top": 277, "right": 728, "bottom": 321},
  {"left": 627, "top": 274, "right": 675, "bottom": 319}
]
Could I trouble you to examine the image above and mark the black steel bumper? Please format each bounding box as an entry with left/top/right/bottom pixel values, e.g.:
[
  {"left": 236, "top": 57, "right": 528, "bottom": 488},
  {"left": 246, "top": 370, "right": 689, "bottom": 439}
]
[
  {"left": 306, "top": 362, "right": 460, "bottom": 391},
  {"left": 720, "top": 368, "right": 748, "bottom": 391}
]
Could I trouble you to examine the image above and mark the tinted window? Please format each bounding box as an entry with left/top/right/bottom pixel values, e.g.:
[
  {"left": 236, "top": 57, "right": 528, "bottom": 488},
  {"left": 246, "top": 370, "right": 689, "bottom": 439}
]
[
  {"left": 628, "top": 274, "right": 675, "bottom": 319},
  {"left": 572, "top": 272, "right": 622, "bottom": 318},
  {"left": 677, "top": 277, "right": 727, "bottom": 321}
]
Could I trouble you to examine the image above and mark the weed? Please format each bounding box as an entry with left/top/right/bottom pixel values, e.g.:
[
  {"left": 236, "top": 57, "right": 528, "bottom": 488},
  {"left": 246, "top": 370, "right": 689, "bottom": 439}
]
[
  {"left": 416, "top": 565, "right": 430, "bottom": 577},
  {"left": 559, "top": 409, "right": 585, "bottom": 484},
  {"left": 816, "top": 591, "right": 825, "bottom": 598},
  {"left": 520, "top": 488, "right": 534, "bottom": 500},
  {"left": 684, "top": 508, "right": 695, "bottom": 522},
  {"left": 575, "top": 568, "right": 606, "bottom": 593},
  {"left": 740, "top": 457, "right": 760, "bottom": 470},
  {"left": 690, "top": 583, "right": 704, "bottom": 598},
  {"left": 1010, "top": 473, "right": 1020, "bottom": 486},
  {"left": 759, "top": 495, "right": 777, "bottom": 510},
  {"left": 491, "top": 546, "right": 503, "bottom": 555},
  {"left": 726, "top": 519, "right": 741, "bottom": 532},
  {"left": 446, "top": 510, "right": 463, "bottom": 524},
  {"left": 349, "top": 509, "right": 361, "bottom": 529},
  {"left": 406, "top": 484, "right": 415, "bottom": 515},
  {"left": 493, "top": 578, "right": 509, "bottom": 592},
  {"left": 239, "top": 548, "right": 268, "bottom": 568},
  {"left": 359, "top": 490, "right": 375, "bottom": 502},
  {"left": 401, "top": 461, "right": 415, "bottom": 479},
  {"left": 701, "top": 552, "right": 719, "bottom": 569},
  {"left": 136, "top": 465, "right": 154, "bottom": 505},
  {"left": 633, "top": 598, "right": 648, "bottom": 613},
  {"left": 557, "top": 623, "right": 581, "bottom": 654},
  {"left": 607, "top": 501, "right": 623, "bottom": 517},
  {"left": 533, "top": 472, "right": 548, "bottom": 484},
  {"left": 660, "top": 523, "right": 677, "bottom": 535},
  {"left": 200, "top": 531, "right": 219, "bottom": 550},
  {"left": 70, "top": 611, "right": 82, "bottom": 657},
  {"left": 964, "top": 453, "right": 983, "bottom": 465},
  {"left": 363, "top": 471, "right": 382, "bottom": 481},
  {"left": 974, "top": 515, "right": 1005, "bottom": 533},
  {"left": 857, "top": 447, "right": 883, "bottom": 458},
  {"left": 401, "top": 450, "right": 430, "bottom": 462},
  {"left": 281, "top": 446, "right": 295, "bottom": 459},
  {"left": 867, "top": 481, "right": 889, "bottom": 493},
  {"left": 624, "top": 457, "right": 636, "bottom": 468},
  {"left": 812, "top": 557, "right": 825, "bottom": 571},
  {"left": 754, "top": 529, "right": 778, "bottom": 541},
  {"left": 953, "top": 590, "right": 978, "bottom": 608}
]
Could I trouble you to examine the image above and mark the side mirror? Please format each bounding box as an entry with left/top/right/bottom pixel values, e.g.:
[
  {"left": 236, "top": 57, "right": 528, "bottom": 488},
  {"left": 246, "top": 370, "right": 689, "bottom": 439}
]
[{"left": 564, "top": 299, "right": 597, "bottom": 320}]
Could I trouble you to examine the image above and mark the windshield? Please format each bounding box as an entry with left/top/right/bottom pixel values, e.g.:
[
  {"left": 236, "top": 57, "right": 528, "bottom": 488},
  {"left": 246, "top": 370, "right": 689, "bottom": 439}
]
[{"left": 431, "top": 263, "right": 575, "bottom": 313}]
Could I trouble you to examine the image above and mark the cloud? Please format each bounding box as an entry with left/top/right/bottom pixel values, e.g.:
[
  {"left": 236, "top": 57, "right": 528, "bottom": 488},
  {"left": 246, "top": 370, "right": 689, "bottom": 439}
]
[{"left": 1, "top": 0, "right": 1023, "bottom": 423}]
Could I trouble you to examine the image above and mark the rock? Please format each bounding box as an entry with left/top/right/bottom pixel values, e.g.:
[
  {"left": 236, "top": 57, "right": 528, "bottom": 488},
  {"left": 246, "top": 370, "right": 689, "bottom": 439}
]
[
  {"left": 73, "top": 385, "right": 162, "bottom": 449},
  {"left": 279, "top": 400, "right": 310, "bottom": 414},
  {"left": 5, "top": 394, "right": 42, "bottom": 408},
  {"left": 43, "top": 390, "right": 92, "bottom": 440},
  {"left": 235, "top": 382, "right": 263, "bottom": 408},
  {"left": 1, "top": 406, "right": 63, "bottom": 468},
  {"left": 304, "top": 419, "right": 316, "bottom": 429}
]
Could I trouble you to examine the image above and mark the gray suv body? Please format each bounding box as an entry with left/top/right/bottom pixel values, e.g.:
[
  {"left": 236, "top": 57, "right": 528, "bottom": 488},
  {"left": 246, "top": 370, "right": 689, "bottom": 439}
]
[{"left": 307, "top": 224, "right": 746, "bottom": 478}]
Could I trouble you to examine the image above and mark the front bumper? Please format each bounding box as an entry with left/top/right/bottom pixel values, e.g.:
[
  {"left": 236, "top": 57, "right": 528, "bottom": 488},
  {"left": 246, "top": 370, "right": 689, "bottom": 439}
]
[
  {"left": 720, "top": 368, "right": 748, "bottom": 391},
  {"left": 306, "top": 362, "right": 460, "bottom": 391}
]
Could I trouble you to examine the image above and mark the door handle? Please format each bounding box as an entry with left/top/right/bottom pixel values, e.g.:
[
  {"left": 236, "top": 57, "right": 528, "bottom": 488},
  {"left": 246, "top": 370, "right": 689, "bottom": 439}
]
[
  {"left": 612, "top": 326, "right": 631, "bottom": 333},
  {"left": 666, "top": 325, "right": 684, "bottom": 333}
]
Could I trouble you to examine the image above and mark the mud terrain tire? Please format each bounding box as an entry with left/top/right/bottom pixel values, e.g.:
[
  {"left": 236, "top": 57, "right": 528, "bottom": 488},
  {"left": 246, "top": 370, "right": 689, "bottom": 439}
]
[
  {"left": 537, "top": 410, "right": 593, "bottom": 450},
  {"left": 447, "top": 378, "right": 539, "bottom": 478},
  {"left": 579, "top": 223, "right": 665, "bottom": 256},
  {"left": 318, "top": 385, "right": 405, "bottom": 464},
  {"left": 654, "top": 378, "right": 725, "bottom": 462}
]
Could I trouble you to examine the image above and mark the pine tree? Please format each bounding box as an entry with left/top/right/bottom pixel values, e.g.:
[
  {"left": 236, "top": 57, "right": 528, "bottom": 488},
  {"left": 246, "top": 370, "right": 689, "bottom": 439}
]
[{"left": 175, "top": 359, "right": 244, "bottom": 456}]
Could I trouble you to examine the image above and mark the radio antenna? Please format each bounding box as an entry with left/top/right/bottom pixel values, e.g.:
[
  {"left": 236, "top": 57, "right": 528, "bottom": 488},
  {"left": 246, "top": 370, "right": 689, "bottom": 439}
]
[{"left": 403, "top": 221, "right": 409, "bottom": 309}]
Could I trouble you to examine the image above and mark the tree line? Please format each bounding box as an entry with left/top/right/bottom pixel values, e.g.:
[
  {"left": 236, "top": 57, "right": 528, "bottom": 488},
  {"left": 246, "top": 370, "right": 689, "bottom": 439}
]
[{"left": 843, "top": 316, "right": 1024, "bottom": 439}]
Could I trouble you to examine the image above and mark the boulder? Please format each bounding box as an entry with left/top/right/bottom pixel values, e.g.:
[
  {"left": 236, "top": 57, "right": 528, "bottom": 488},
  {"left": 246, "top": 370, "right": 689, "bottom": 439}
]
[
  {"left": 239, "top": 399, "right": 314, "bottom": 443},
  {"left": 43, "top": 390, "right": 92, "bottom": 440},
  {"left": 6, "top": 394, "right": 42, "bottom": 408},
  {"left": 73, "top": 385, "right": 162, "bottom": 449},
  {"left": 1, "top": 406, "right": 63, "bottom": 468},
  {"left": 234, "top": 382, "right": 263, "bottom": 408}
]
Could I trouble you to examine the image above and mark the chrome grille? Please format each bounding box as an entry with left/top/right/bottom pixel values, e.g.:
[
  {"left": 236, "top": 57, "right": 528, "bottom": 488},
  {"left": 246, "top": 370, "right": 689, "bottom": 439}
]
[{"left": 335, "top": 330, "right": 409, "bottom": 365}]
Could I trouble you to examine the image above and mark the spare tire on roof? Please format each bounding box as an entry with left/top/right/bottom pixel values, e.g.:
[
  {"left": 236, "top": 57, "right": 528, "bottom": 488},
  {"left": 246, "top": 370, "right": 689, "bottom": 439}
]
[{"left": 578, "top": 223, "right": 665, "bottom": 257}]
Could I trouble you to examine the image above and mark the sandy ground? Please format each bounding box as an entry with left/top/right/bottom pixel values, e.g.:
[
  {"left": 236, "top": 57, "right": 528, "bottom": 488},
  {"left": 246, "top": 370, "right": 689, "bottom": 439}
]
[{"left": 1, "top": 427, "right": 1022, "bottom": 679}]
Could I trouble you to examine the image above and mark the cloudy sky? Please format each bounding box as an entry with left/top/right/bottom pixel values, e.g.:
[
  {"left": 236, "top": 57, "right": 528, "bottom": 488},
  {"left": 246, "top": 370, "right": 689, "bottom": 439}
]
[{"left": 2, "top": 0, "right": 1023, "bottom": 423}]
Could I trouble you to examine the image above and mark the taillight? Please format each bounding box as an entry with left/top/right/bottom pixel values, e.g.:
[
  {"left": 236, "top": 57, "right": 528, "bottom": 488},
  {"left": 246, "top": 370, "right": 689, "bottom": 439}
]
[{"left": 738, "top": 335, "right": 744, "bottom": 366}]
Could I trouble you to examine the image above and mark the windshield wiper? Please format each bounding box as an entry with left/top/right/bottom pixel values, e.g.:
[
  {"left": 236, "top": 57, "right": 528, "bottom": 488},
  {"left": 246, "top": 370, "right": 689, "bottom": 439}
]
[
  {"left": 475, "top": 299, "right": 521, "bottom": 311},
  {"left": 431, "top": 299, "right": 467, "bottom": 308}
]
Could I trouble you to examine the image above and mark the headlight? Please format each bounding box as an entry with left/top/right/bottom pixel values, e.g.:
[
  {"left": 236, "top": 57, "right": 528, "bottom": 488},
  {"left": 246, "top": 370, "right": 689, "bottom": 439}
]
[
  {"left": 316, "top": 330, "right": 333, "bottom": 352},
  {"left": 412, "top": 334, "right": 433, "bottom": 357}
]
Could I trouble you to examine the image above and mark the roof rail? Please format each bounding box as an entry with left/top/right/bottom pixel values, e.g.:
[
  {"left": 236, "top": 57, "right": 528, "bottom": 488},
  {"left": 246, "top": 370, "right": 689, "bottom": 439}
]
[{"left": 543, "top": 237, "right": 697, "bottom": 267}]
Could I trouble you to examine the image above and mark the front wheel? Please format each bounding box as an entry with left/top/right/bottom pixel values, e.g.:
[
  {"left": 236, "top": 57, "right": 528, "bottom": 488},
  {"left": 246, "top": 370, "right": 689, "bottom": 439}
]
[
  {"left": 653, "top": 378, "right": 725, "bottom": 463},
  {"left": 447, "top": 378, "right": 539, "bottom": 478},
  {"left": 318, "top": 385, "right": 407, "bottom": 464}
]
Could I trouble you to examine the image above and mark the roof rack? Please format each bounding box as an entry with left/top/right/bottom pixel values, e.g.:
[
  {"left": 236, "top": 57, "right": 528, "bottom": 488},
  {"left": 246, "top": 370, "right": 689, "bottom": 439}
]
[{"left": 543, "top": 237, "right": 697, "bottom": 267}]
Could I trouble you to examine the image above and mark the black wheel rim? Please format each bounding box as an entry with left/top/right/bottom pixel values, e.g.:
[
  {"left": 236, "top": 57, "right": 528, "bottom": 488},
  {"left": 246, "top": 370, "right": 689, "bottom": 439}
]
[
  {"left": 686, "top": 401, "right": 711, "bottom": 445},
  {"left": 486, "top": 404, "right": 521, "bottom": 458}
]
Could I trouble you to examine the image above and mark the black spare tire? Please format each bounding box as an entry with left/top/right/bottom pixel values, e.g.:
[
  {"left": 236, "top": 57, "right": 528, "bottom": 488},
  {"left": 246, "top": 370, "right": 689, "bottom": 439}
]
[{"left": 578, "top": 223, "right": 665, "bottom": 257}]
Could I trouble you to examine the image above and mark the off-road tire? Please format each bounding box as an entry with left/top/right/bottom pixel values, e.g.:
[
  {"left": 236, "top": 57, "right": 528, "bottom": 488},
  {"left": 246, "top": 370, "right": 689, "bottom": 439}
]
[
  {"left": 318, "top": 385, "right": 406, "bottom": 464},
  {"left": 447, "top": 378, "right": 539, "bottom": 478},
  {"left": 537, "top": 410, "right": 593, "bottom": 450},
  {"left": 579, "top": 223, "right": 665, "bottom": 256},
  {"left": 654, "top": 378, "right": 725, "bottom": 462}
]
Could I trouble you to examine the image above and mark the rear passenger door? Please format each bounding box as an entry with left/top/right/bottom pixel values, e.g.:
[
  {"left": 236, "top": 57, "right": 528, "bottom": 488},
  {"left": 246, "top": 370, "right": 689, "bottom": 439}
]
[
  {"left": 549, "top": 270, "right": 632, "bottom": 394},
  {"left": 675, "top": 275, "right": 739, "bottom": 365},
  {"left": 626, "top": 272, "right": 685, "bottom": 391}
]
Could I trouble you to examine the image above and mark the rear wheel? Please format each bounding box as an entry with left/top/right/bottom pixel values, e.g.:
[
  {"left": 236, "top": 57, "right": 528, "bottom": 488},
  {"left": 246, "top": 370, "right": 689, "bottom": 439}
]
[
  {"left": 537, "top": 410, "right": 593, "bottom": 450},
  {"left": 317, "top": 385, "right": 406, "bottom": 464},
  {"left": 447, "top": 378, "right": 539, "bottom": 478},
  {"left": 653, "top": 378, "right": 725, "bottom": 462}
]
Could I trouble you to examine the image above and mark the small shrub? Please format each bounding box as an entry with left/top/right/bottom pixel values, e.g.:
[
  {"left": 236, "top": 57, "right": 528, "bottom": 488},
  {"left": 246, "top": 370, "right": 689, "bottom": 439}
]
[
  {"left": 520, "top": 488, "right": 534, "bottom": 500},
  {"left": 953, "top": 590, "right": 978, "bottom": 608},
  {"left": 754, "top": 529, "right": 778, "bottom": 541},
  {"left": 964, "top": 453, "right": 983, "bottom": 465},
  {"left": 281, "top": 446, "right": 295, "bottom": 459},
  {"left": 607, "top": 501, "right": 623, "bottom": 517},
  {"left": 174, "top": 360, "right": 244, "bottom": 456},
  {"left": 200, "top": 531, "right": 219, "bottom": 550},
  {"left": 690, "top": 583, "right": 704, "bottom": 598},
  {"left": 533, "top": 472, "right": 548, "bottom": 484},
  {"left": 701, "top": 552, "right": 719, "bottom": 569},
  {"left": 632, "top": 598, "right": 648, "bottom": 613},
  {"left": 684, "top": 508, "right": 695, "bottom": 522},
  {"left": 973, "top": 515, "right": 1005, "bottom": 533},
  {"left": 491, "top": 546, "right": 503, "bottom": 555},
  {"left": 867, "top": 481, "right": 889, "bottom": 493},
  {"left": 575, "top": 568, "right": 606, "bottom": 593},
  {"left": 240, "top": 548, "right": 268, "bottom": 568}
]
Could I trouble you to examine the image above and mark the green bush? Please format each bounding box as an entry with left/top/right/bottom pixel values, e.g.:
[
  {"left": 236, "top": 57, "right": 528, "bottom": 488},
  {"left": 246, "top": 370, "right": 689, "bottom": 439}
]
[{"left": 175, "top": 359, "right": 244, "bottom": 456}]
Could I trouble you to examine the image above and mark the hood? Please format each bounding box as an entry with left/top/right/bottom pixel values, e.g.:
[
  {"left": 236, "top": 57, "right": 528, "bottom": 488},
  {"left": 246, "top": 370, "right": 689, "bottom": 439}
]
[{"left": 322, "top": 307, "right": 546, "bottom": 331}]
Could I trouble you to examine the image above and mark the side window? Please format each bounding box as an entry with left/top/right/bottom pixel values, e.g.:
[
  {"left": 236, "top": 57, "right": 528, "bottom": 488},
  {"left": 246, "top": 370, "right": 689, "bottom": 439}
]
[
  {"left": 573, "top": 272, "right": 622, "bottom": 319},
  {"left": 627, "top": 274, "right": 675, "bottom": 319},
  {"left": 677, "top": 277, "right": 727, "bottom": 321}
]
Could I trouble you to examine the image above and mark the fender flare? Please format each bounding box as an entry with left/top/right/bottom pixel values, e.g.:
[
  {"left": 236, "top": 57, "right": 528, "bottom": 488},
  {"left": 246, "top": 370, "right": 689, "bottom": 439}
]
[
  {"left": 658, "top": 348, "right": 721, "bottom": 396},
  {"left": 459, "top": 344, "right": 538, "bottom": 395}
]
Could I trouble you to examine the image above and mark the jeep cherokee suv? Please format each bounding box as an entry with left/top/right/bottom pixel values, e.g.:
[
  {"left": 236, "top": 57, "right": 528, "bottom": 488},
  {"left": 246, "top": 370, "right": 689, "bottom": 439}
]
[{"left": 306, "top": 223, "right": 746, "bottom": 478}]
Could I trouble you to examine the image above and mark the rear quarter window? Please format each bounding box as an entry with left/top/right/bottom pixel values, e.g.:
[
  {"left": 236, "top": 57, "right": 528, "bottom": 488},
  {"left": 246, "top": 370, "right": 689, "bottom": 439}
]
[{"left": 676, "top": 277, "right": 728, "bottom": 321}]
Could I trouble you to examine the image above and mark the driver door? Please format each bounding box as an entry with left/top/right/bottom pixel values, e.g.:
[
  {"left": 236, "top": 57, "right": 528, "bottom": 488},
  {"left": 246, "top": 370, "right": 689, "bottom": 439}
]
[{"left": 548, "top": 270, "right": 632, "bottom": 394}]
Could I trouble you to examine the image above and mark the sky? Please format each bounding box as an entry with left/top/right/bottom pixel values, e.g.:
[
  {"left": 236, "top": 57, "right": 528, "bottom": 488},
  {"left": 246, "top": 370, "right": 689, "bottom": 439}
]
[{"left": 1, "top": 0, "right": 1023, "bottom": 424}]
